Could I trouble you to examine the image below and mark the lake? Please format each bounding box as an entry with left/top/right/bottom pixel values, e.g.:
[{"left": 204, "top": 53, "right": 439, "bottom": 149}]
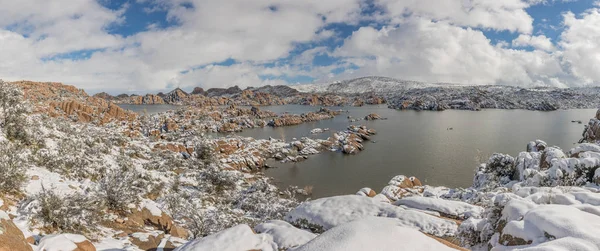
[{"left": 236, "top": 105, "right": 595, "bottom": 198}]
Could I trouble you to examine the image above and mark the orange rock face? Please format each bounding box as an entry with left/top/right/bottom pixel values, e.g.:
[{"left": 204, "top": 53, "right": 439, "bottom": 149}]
[
  {"left": 13, "top": 81, "right": 137, "bottom": 125},
  {"left": 0, "top": 215, "right": 33, "bottom": 251}
]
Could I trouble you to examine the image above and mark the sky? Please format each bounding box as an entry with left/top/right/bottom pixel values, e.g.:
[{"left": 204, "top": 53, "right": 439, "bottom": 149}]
[{"left": 1, "top": 0, "right": 600, "bottom": 94}]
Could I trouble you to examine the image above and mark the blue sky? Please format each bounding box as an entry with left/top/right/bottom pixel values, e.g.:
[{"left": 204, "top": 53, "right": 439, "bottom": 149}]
[{"left": 1, "top": 0, "right": 600, "bottom": 93}]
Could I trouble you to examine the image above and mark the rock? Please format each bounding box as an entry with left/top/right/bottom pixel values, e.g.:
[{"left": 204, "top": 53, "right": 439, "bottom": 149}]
[
  {"left": 0, "top": 211, "right": 33, "bottom": 251},
  {"left": 191, "top": 87, "right": 206, "bottom": 95},
  {"left": 129, "top": 232, "right": 174, "bottom": 251},
  {"left": 356, "top": 187, "right": 377, "bottom": 197},
  {"left": 364, "top": 113, "right": 382, "bottom": 120},
  {"left": 127, "top": 200, "right": 188, "bottom": 239},
  {"left": 37, "top": 234, "right": 96, "bottom": 251},
  {"left": 310, "top": 128, "right": 324, "bottom": 134}
]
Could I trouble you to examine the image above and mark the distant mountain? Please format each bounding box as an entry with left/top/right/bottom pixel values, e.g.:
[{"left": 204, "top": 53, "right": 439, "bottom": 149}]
[
  {"left": 246, "top": 85, "right": 299, "bottom": 98},
  {"left": 292, "top": 76, "right": 442, "bottom": 94},
  {"left": 206, "top": 86, "right": 243, "bottom": 97}
]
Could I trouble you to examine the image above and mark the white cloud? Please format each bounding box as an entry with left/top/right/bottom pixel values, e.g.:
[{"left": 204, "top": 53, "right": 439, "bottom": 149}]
[
  {"left": 375, "top": 0, "right": 535, "bottom": 33},
  {"left": 333, "top": 18, "right": 566, "bottom": 87},
  {"left": 559, "top": 9, "right": 600, "bottom": 85},
  {"left": 512, "top": 34, "right": 555, "bottom": 51}
]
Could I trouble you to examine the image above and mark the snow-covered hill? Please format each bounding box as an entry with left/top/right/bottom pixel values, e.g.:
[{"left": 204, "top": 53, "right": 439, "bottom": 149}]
[{"left": 291, "top": 76, "right": 446, "bottom": 94}]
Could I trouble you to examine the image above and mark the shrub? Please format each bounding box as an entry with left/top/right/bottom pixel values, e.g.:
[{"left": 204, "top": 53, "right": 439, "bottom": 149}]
[
  {"left": 98, "top": 165, "right": 144, "bottom": 212},
  {"left": 195, "top": 141, "right": 217, "bottom": 166},
  {"left": 0, "top": 80, "right": 32, "bottom": 144},
  {"left": 233, "top": 179, "right": 299, "bottom": 221},
  {"left": 0, "top": 143, "right": 27, "bottom": 195},
  {"left": 34, "top": 187, "right": 103, "bottom": 233}
]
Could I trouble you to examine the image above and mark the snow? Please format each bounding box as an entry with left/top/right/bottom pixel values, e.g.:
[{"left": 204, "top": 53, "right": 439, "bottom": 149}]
[
  {"left": 394, "top": 196, "right": 484, "bottom": 219},
  {"left": 285, "top": 195, "right": 457, "bottom": 236},
  {"left": 254, "top": 220, "right": 316, "bottom": 249},
  {"left": 174, "top": 224, "right": 276, "bottom": 251},
  {"left": 522, "top": 205, "right": 600, "bottom": 248},
  {"left": 293, "top": 217, "right": 456, "bottom": 251},
  {"left": 37, "top": 234, "right": 89, "bottom": 251},
  {"left": 0, "top": 210, "right": 9, "bottom": 220},
  {"left": 141, "top": 198, "right": 163, "bottom": 217},
  {"left": 492, "top": 237, "right": 597, "bottom": 251}
]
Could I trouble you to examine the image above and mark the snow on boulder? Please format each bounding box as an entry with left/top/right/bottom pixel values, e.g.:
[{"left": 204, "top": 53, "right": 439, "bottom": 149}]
[
  {"left": 568, "top": 143, "right": 600, "bottom": 157},
  {"left": 174, "top": 224, "right": 276, "bottom": 251},
  {"left": 492, "top": 237, "right": 597, "bottom": 251},
  {"left": 254, "top": 220, "right": 316, "bottom": 250},
  {"left": 285, "top": 195, "right": 457, "bottom": 237},
  {"left": 356, "top": 187, "right": 376, "bottom": 197},
  {"left": 526, "top": 140, "right": 547, "bottom": 153},
  {"left": 37, "top": 234, "right": 96, "bottom": 251},
  {"left": 495, "top": 204, "right": 600, "bottom": 249},
  {"left": 310, "top": 128, "right": 324, "bottom": 134},
  {"left": 523, "top": 205, "right": 600, "bottom": 247},
  {"left": 293, "top": 217, "right": 456, "bottom": 251},
  {"left": 394, "top": 196, "right": 484, "bottom": 219}
]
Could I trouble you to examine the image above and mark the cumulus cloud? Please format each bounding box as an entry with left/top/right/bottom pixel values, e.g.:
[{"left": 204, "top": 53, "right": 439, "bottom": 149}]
[
  {"left": 559, "top": 9, "right": 600, "bottom": 85},
  {"left": 512, "top": 34, "right": 555, "bottom": 51},
  {"left": 375, "top": 0, "right": 535, "bottom": 33},
  {"left": 333, "top": 18, "right": 566, "bottom": 87}
]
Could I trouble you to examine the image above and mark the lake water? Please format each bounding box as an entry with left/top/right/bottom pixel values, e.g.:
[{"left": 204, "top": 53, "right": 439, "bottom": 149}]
[
  {"left": 235, "top": 105, "right": 595, "bottom": 198},
  {"left": 117, "top": 104, "right": 180, "bottom": 115}
]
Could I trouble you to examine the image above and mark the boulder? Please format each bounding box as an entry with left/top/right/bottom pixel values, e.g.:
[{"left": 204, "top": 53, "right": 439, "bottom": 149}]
[
  {"left": 364, "top": 113, "right": 382, "bottom": 120},
  {"left": 0, "top": 211, "right": 32, "bottom": 251}
]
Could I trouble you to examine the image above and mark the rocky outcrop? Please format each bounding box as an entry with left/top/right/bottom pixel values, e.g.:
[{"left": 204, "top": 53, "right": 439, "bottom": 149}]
[
  {"left": 129, "top": 94, "right": 166, "bottom": 105},
  {"left": 92, "top": 92, "right": 114, "bottom": 100},
  {"left": 332, "top": 125, "right": 377, "bottom": 154},
  {"left": 191, "top": 87, "right": 206, "bottom": 96},
  {"left": 364, "top": 113, "right": 382, "bottom": 120},
  {"left": 580, "top": 109, "right": 600, "bottom": 143},
  {"left": 269, "top": 108, "right": 341, "bottom": 127},
  {"left": 163, "top": 88, "right": 189, "bottom": 104},
  {"left": 126, "top": 200, "right": 189, "bottom": 239},
  {"left": 14, "top": 81, "right": 137, "bottom": 124},
  {"left": 206, "top": 86, "right": 243, "bottom": 97}
]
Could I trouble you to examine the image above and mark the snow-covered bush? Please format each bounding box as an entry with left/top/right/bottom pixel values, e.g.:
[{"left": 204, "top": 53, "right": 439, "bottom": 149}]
[
  {"left": 0, "top": 142, "right": 27, "bottom": 195},
  {"left": 0, "top": 80, "right": 32, "bottom": 144},
  {"left": 199, "top": 165, "right": 243, "bottom": 194},
  {"left": 233, "top": 179, "right": 299, "bottom": 222},
  {"left": 33, "top": 187, "right": 103, "bottom": 233},
  {"left": 98, "top": 165, "right": 144, "bottom": 212},
  {"left": 473, "top": 153, "right": 515, "bottom": 191}
]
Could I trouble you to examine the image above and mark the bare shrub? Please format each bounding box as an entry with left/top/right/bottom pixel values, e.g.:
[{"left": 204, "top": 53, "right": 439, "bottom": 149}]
[
  {"left": 98, "top": 165, "right": 144, "bottom": 212},
  {"left": 34, "top": 187, "right": 103, "bottom": 233}
]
